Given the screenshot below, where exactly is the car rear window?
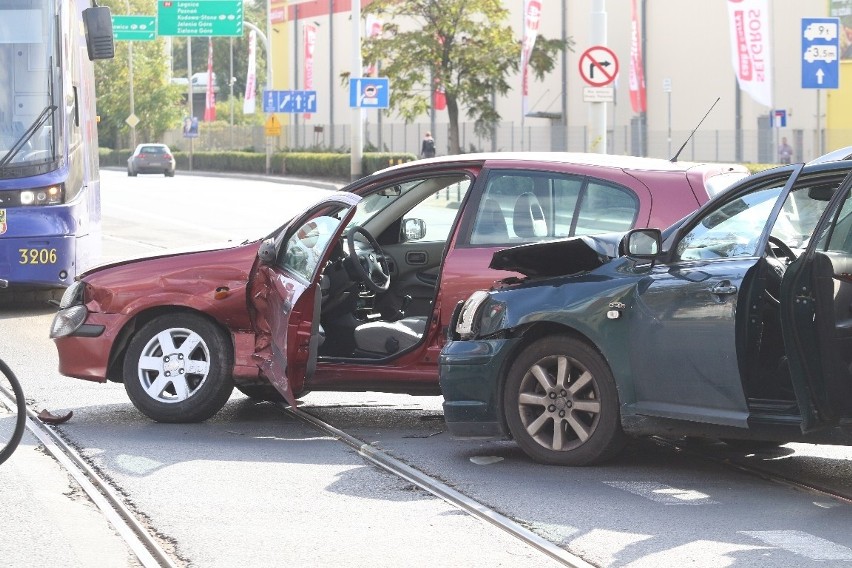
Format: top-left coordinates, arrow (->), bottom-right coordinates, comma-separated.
141,146 -> 166,154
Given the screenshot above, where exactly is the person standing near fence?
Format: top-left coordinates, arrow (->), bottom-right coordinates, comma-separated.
778,137 -> 793,164
421,132 -> 436,158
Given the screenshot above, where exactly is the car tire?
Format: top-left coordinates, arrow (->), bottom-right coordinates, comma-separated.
503,335 -> 625,466
165,171 -> 175,177
127,169 -> 136,177
123,313 -> 234,423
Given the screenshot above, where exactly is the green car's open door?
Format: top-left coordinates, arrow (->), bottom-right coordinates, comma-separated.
782,171 -> 852,432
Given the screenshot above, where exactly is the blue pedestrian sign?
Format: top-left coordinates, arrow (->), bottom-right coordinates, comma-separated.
801,18 -> 839,89
262,90 -> 317,113
349,78 -> 390,109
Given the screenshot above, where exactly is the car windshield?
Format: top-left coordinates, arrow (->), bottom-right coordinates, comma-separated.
345,179 -> 425,230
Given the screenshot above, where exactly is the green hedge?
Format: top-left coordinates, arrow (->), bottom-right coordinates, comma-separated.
100,148 -> 417,180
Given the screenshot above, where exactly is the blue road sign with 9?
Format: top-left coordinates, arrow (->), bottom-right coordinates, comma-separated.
801,17 -> 839,89
349,78 -> 389,108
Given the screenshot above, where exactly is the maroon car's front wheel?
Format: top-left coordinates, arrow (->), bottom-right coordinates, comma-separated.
123,313 -> 234,423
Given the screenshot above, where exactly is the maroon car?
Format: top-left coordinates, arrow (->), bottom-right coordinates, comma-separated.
49,153 -> 748,422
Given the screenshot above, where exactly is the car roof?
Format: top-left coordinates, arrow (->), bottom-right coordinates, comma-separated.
379,152 -> 737,175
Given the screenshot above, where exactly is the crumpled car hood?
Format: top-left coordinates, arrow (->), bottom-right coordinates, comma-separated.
489,233 -> 622,278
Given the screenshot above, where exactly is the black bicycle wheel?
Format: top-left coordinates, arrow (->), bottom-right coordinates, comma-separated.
0,358 -> 26,466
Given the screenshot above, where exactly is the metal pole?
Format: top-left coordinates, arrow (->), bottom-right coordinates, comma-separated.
125,1 -> 135,150
329,0 -> 335,149
589,0 -> 607,153
187,38 -> 193,170
229,37 -> 234,149
561,0 -> 567,151
667,90 -> 672,157
294,6 -> 300,149
350,0 -> 363,180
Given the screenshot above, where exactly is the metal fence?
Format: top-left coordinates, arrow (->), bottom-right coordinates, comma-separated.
161,121 -> 833,164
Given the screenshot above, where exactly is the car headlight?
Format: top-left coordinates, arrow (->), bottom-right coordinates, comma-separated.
59,281 -> 84,309
19,184 -> 63,206
49,305 -> 88,338
454,290 -> 507,340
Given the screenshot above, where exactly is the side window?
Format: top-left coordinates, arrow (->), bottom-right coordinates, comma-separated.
470,171 -> 637,245
282,214 -> 344,281
574,182 -> 638,235
404,179 -> 471,242
824,190 -> 852,254
677,185 -> 783,261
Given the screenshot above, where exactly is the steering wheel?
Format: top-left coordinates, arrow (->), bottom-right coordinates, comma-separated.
346,226 -> 391,293
766,236 -> 797,263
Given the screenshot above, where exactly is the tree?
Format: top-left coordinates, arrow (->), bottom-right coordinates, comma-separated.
363,0 -> 570,155
96,0 -> 184,149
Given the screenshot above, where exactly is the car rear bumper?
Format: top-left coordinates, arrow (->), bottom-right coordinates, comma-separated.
439,337 -> 518,439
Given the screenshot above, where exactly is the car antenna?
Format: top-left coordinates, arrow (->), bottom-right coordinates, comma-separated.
670,97 -> 720,163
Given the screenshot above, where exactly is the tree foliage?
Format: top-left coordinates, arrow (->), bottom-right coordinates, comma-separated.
94,0 -> 269,149
363,0 -> 571,155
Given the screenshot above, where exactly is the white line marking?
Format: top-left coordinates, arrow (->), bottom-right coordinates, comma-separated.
604,481 -> 719,505
741,530 -> 852,561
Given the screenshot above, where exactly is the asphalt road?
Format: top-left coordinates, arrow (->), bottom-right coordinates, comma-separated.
3,170 -> 852,567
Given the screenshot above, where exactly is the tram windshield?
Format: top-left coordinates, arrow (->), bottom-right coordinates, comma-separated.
0,0 -> 60,174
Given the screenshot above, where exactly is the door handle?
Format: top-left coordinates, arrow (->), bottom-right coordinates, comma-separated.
710,284 -> 738,295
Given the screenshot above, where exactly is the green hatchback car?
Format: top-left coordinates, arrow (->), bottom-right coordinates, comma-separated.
439,157 -> 852,466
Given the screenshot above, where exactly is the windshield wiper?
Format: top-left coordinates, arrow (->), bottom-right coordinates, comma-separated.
0,105 -> 57,170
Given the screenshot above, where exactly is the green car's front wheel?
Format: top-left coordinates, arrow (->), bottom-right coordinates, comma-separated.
503,335 -> 625,466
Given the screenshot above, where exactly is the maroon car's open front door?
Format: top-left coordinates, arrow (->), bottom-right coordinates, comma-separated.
782,172 -> 852,432
249,192 -> 361,406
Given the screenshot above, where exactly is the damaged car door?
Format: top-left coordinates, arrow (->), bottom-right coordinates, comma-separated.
249,192 -> 361,406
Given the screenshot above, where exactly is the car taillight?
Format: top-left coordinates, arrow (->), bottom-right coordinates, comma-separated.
163,154 -> 172,160
138,153 -> 147,158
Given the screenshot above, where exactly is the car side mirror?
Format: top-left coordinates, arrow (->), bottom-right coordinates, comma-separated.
402,218 -> 426,241
257,238 -> 277,265
83,6 -> 115,60
620,228 -> 662,259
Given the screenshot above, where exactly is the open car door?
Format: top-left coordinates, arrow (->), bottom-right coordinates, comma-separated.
781,171 -> 852,432
250,192 -> 361,406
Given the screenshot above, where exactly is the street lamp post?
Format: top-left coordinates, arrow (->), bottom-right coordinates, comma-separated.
125,1 -> 136,150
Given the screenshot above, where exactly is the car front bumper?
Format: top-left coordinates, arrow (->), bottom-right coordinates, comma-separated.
53,311 -> 128,383
438,337 -> 519,439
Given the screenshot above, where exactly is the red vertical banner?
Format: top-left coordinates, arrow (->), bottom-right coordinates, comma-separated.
628,0 -> 647,113
364,15 -> 383,76
204,38 -> 216,121
521,0 -> 542,115
303,23 -> 317,119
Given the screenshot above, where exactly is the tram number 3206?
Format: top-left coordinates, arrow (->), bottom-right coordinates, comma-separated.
19,248 -> 58,265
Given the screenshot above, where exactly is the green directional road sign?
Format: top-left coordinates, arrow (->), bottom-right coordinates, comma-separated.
157,1 -> 243,37
112,15 -> 157,41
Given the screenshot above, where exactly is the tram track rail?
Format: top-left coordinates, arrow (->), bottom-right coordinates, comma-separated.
283,404 -> 595,568
651,436 -> 852,506
17,405 -> 179,568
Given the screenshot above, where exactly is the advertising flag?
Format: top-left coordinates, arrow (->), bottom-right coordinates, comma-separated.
204,38 -> 216,122
521,0 -> 542,115
304,23 -> 317,118
364,15 -> 382,76
243,30 -> 257,114
628,0 -> 647,113
727,0 -> 772,107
